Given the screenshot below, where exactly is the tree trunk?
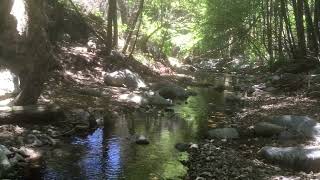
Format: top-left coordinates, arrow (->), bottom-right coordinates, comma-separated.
304,0 -> 318,53
122,0 -> 145,54
117,0 -> 128,26
292,0 -> 307,57
14,0 -> 53,105
267,0 -> 274,63
281,0 -> 295,56
112,0 -> 118,48
277,0 -> 284,59
315,0 -> 320,47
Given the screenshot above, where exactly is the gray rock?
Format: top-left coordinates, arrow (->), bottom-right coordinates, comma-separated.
253,122 -> 285,137
272,75 -> 281,81
252,83 -> 266,90
0,145 -> 12,156
207,128 -> 239,139
259,146 -> 320,172
146,94 -> 172,106
9,153 -> 24,166
278,131 -> 299,141
190,143 -> 199,149
0,145 -> 11,177
270,115 -> 320,139
158,85 -> 189,100
175,143 -> 190,152
104,69 -> 146,89
135,135 -> 150,145
265,86 -> 277,92
272,73 -> 304,90
25,134 -> 43,147
69,109 -> 96,128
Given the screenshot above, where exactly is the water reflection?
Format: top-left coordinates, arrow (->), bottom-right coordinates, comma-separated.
42,73 -> 235,179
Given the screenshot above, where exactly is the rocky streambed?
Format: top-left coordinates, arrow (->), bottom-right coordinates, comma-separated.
186,71 -> 320,179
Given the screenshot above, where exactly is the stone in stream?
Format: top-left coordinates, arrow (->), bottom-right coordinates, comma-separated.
158,86 -> 186,100
259,146 -> 320,172
146,94 -> 172,106
175,143 -> 190,152
158,84 -> 190,100
207,128 -> 239,139
69,109 -> 97,129
135,135 -> 150,145
253,122 -> 285,137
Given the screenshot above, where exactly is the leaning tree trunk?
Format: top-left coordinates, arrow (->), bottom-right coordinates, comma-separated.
122,0 -> 145,54
14,0 -> 53,105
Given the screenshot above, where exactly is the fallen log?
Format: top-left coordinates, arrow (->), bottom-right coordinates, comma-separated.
0,105 -> 65,124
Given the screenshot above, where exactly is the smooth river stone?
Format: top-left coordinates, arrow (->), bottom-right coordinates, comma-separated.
259,146 -> 320,172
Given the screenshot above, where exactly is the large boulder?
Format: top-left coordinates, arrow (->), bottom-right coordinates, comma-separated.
146,94 -> 172,106
158,85 -> 189,100
259,146 -> 320,172
104,69 -> 146,89
207,128 -> 239,139
271,73 -> 304,90
270,115 -> 320,139
253,122 -> 285,137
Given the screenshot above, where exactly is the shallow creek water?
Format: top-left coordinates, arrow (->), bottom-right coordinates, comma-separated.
40,73 -> 238,180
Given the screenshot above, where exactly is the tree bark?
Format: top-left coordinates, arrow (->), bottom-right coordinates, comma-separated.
292,0 -> 307,57
315,0 -> 320,47
117,0 -> 128,26
112,0 -> 118,48
304,0 -> 318,53
106,0 -> 117,55
14,0 -> 53,105
122,0 -> 145,54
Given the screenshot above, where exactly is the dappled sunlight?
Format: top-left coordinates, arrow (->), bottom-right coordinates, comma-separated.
261,102 -> 296,110
0,125 -> 25,138
0,69 -> 15,96
71,46 -> 90,54
172,33 -> 194,47
20,147 -> 42,160
118,93 -> 144,104
168,57 -> 182,68
0,98 -> 13,107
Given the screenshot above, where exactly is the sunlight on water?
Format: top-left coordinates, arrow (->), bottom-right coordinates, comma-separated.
0,70 -> 15,96
73,129 -> 122,179
10,0 -> 27,35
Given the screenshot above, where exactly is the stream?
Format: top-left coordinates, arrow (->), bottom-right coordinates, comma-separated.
40,73 -> 237,180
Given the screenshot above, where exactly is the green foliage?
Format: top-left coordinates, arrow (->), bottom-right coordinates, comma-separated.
139,0 -> 206,57
199,0 -> 261,57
